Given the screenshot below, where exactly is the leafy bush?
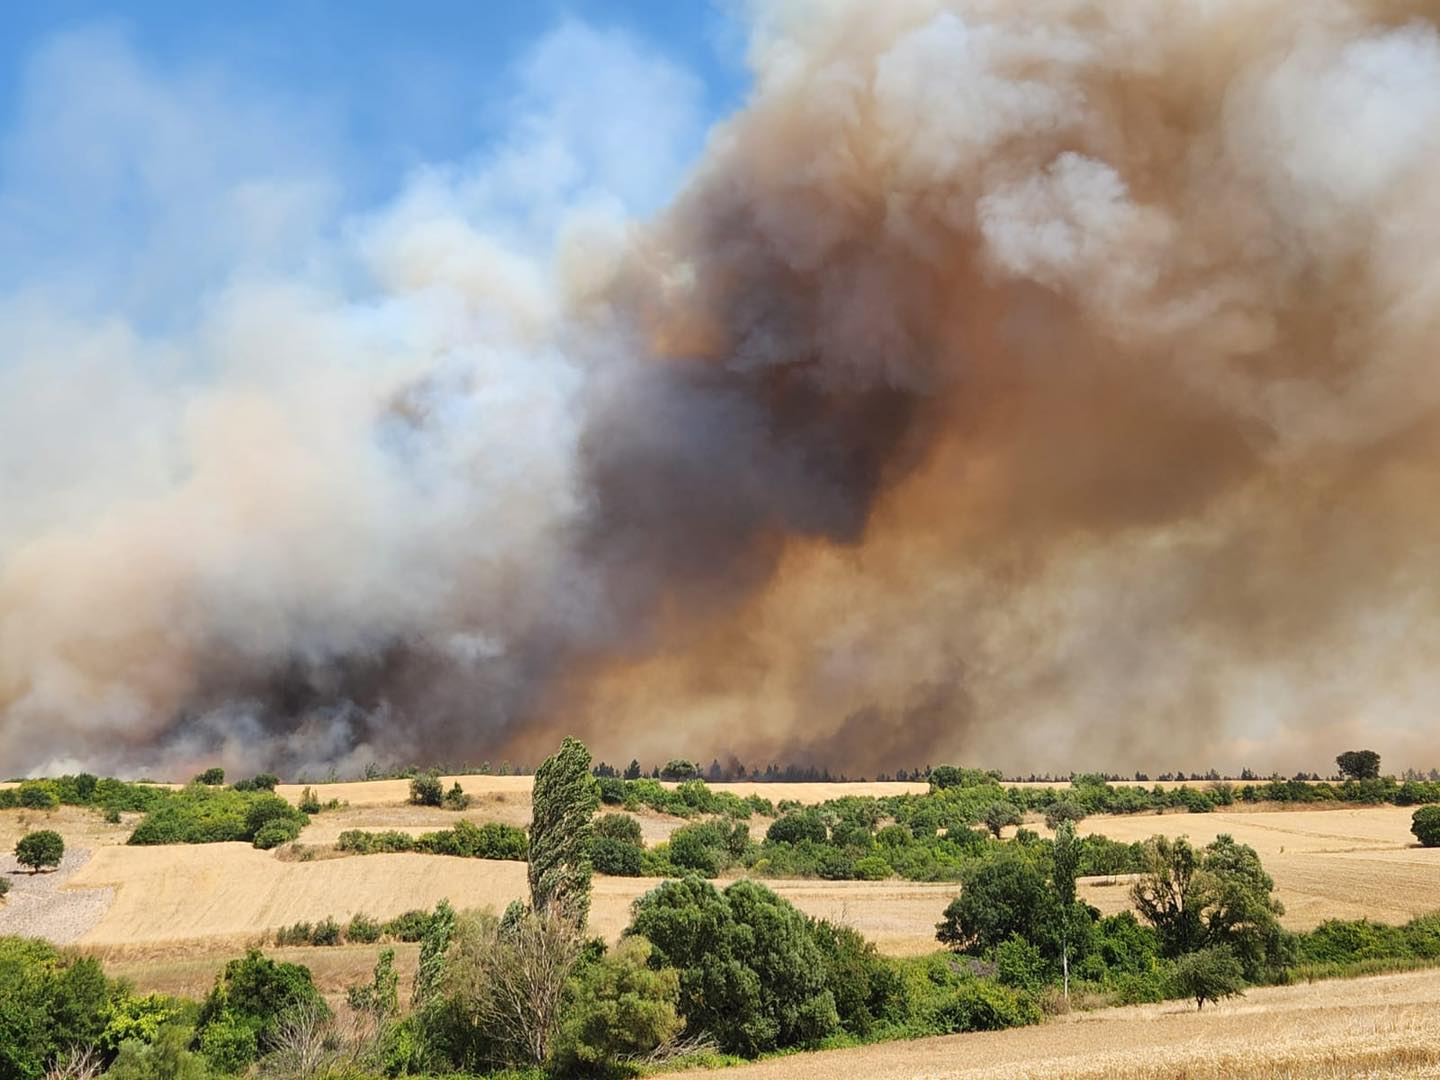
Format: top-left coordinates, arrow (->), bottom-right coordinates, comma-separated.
810,920 -> 903,1037
310,916 -> 341,946
346,912 -> 383,944
15,829 -> 64,872
0,937 -> 113,1079
409,770 -> 444,807
628,877 -> 839,1056
274,921 -> 314,947
297,786 -> 322,815
382,909 -> 433,942
194,768 -> 225,786
252,820 -> 301,850
18,783 -> 58,810
591,813 -> 646,877
766,811 -> 827,845
930,979 -> 1042,1032
109,1024 -> 212,1080
1412,805 -> 1440,847
195,948 -> 327,1068
442,782 -> 473,810
550,936 -> 683,1075
993,934 -> 1048,993
231,774 -> 279,793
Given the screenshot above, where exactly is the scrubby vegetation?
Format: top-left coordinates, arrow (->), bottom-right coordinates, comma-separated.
337,820 -> 528,860
127,786 -> 309,849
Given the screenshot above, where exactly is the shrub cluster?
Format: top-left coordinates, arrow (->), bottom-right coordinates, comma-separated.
336,819 -> 528,860
127,786 -> 309,849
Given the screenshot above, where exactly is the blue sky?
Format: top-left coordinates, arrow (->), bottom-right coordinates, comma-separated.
0,1 -> 749,314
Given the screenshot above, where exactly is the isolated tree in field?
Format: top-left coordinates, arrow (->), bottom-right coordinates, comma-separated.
982,801 -> 1023,839
15,830 -> 64,872
1412,806 -> 1440,847
1335,749 -> 1381,780
1171,945 -> 1245,1010
528,737 -> 600,923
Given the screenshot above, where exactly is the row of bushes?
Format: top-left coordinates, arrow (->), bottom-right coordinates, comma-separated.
336,820 -> 528,860
273,909 -> 438,947
596,777 -> 775,820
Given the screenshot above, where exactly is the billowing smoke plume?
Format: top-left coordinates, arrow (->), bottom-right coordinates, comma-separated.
6,0 -> 1440,776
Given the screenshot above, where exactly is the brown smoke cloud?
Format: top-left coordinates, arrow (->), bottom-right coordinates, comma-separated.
7,0 -> 1440,776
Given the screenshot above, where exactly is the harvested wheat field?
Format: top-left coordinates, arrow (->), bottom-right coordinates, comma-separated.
1062,806 -> 1440,928
726,967 -> 1440,1079
60,844 -> 958,956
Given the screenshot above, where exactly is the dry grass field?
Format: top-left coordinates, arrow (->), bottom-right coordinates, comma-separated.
59,843 -> 957,957
724,967 -> 1440,1079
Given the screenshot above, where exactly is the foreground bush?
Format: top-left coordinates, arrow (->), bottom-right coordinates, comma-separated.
628,877 -> 840,1056
550,936 -> 683,1075
195,948 -> 327,1070
0,937 -> 113,1080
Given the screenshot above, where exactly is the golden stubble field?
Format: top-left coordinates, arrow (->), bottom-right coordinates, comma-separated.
723,967 -> 1440,1079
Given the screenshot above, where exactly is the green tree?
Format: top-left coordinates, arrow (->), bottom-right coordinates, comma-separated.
1130,836 -> 1207,956
659,760 -> 699,781
1171,945 -> 1245,1009
1052,820 -> 1082,999
550,936 -> 682,1074
937,847 -> 1056,954
0,937 -> 112,1080
1336,750 -> 1381,781
15,830 -> 64,873
982,801 -> 1023,839
194,767 -> 225,786
629,877 -> 839,1056
528,737 -> 600,924
1412,806 -> 1440,847
1044,800 -> 1086,830
1130,834 -> 1286,978
623,759 -> 642,781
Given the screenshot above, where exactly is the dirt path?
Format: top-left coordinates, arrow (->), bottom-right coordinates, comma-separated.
725,968 -> 1440,1079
